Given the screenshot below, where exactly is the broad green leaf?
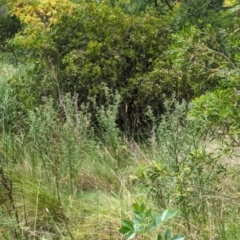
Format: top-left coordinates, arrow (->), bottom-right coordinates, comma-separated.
157,234 -> 163,240
165,229 -> 171,240
153,213 -> 161,227
140,202 -> 145,212
134,224 -> 145,233
147,222 -> 156,232
119,226 -> 132,235
161,209 -> 179,222
121,220 -> 134,231
145,208 -> 152,218
133,210 -> 143,217
132,203 -> 139,211
133,217 -> 142,225
171,234 -> 185,240
126,231 -> 136,240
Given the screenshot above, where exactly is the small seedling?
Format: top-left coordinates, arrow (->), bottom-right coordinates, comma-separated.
119,202 -> 184,240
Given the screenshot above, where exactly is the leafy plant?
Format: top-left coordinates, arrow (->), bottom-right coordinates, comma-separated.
0,52 -> 19,133
188,88 -> 240,145
119,202 -> 184,240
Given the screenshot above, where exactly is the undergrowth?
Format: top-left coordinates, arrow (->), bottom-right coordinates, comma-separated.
0,52 -> 240,239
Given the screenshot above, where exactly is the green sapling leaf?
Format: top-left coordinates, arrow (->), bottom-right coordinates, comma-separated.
171,234 -> 185,240
145,208 -> 152,218
157,234 -> 163,240
153,213 -> 161,227
140,202 -> 145,212
161,209 -> 179,222
121,220 -> 134,231
147,221 -> 157,232
119,226 -> 132,235
165,228 -> 171,240
125,231 -> 136,240
133,203 -> 139,211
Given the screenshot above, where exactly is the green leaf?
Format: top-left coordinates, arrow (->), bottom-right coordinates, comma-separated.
147,222 -> 156,232
126,231 -> 136,240
140,202 -> 145,212
132,216 -> 142,225
135,224 -> 145,233
157,234 -> 163,240
153,213 -> 161,227
133,210 -> 143,217
171,234 -> 185,240
161,209 -> 179,222
133,203 -> 139,211
121,220 -> 134,231
165,229 -> 171,240
145,208 -> 152,218
119,226 -> 132,235
133,212 -> 144,224
147,213 -> 161,232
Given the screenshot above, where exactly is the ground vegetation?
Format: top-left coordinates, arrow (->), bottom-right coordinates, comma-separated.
0,0 -> 240,239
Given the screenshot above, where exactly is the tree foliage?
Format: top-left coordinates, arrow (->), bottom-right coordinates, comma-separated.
3,0 -> 240,135
7,0 -> 174,131
8,0 -> 75,49
186,1 -> 240,143
53,3 -> 172,129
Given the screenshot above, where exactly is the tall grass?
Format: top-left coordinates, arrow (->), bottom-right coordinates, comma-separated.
0,77 -> 133,239
0,52 -> 18,134
0,52 -> 240,239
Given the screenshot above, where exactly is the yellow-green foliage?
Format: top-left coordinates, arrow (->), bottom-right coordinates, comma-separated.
8,0 -> 75,49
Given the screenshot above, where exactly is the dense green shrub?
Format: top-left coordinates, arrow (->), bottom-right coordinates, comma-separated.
50,3 -> 172,131
7,1 -> 175,133
173,0 -> 225,27
183,2 -> 240,143
169,1 -> 240,96
6,0 -> 240,136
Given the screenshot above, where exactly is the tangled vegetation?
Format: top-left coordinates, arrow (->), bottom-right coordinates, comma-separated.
0,0 -> 240,239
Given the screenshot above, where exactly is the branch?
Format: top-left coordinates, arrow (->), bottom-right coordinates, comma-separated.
202,45 -> 237,69
165,0 -> 173,10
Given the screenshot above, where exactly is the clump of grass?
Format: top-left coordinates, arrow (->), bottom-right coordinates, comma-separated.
0,86 -> 135,239
0,52 -> 18,133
